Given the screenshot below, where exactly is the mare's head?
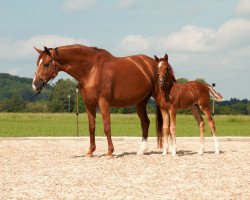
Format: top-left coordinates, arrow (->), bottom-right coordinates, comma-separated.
154,54 -> 176,86
32,46 -> 58,93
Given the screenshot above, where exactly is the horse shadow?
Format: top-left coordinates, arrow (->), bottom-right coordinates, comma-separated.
71,149 -> 225,159
71,151 -> 161,159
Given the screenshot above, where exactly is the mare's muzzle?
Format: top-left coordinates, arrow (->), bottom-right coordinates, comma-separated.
32,79 -> 45,93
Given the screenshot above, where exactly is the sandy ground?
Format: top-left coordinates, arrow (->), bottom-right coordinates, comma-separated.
0,137 -> 250,200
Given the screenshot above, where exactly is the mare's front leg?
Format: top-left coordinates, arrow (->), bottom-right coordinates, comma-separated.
85,104 -> 97,157
99,98 -> 114,157
136,101 -> 150,155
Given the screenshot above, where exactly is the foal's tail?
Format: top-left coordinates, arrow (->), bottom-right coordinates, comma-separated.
205,84 -> 223,102
156,105 -> 163,149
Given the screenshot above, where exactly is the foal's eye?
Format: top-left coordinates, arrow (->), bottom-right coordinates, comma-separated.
43,63 -> 49,67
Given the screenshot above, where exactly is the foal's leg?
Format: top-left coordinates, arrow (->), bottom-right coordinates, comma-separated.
161,109 -> 170,155
85,104 -> 97,157
203,107 -> 220,154
191,105 -> 205,155
169,109 -> 177,156
99,98 -> 114,156
136,101 -> 150,155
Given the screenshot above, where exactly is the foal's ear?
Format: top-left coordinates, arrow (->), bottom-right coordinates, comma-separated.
154,55 -> 160,62
164,53 -> 168,61
34,47 -> 43,54
44,46 -> 52,57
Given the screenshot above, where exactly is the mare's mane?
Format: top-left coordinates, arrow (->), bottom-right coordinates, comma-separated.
55,44 -> 111,55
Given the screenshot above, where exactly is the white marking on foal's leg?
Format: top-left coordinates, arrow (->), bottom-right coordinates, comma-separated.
213,135 -> 220,154
167,134 -> 173,153
198,137 -> 205,155
198,143 -> 205,155
171,137 -> 177,156
137,138 -> 147,155
162,136 -> 168,155
198,121 -> 205,155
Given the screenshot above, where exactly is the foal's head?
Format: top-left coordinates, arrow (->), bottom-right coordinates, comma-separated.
154,54 -> 176,86
32,46 -> 58,93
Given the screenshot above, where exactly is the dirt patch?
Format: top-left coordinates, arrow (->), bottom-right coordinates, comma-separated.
1,137 -> 249,199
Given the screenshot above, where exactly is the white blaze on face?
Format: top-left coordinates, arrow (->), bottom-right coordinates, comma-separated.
157,61 -> 164,68
32,58 -> 43,91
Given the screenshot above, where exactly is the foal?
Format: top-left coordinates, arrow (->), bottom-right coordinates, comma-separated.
155,54 -> 223,155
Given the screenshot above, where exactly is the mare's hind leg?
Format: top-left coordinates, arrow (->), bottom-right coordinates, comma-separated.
85,104 -> 97,157
202,107 -> 220,154
191,104 -> 205,155
136,100 -> 150,155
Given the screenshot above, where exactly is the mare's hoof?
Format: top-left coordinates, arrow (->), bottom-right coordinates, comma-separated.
85,153 -> 93,158
106,154 -> 114,159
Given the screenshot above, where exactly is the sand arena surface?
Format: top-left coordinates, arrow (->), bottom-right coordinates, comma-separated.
0,137 -> 250,200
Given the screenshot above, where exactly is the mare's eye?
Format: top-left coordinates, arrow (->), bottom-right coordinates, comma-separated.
43,63 -> 49,67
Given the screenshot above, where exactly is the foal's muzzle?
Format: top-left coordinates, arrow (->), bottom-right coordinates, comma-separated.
158,75 -> 165,86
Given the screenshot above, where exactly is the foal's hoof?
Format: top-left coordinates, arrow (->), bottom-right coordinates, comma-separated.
171,151 -> 177,156
198,149 -> 204,155
215,149 -> 220,154
137,150 -> 145,155
162,150 -> 167,155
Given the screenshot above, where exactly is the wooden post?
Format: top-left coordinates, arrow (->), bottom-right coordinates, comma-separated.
212,83 -> 216,117
76,85 -> 79,137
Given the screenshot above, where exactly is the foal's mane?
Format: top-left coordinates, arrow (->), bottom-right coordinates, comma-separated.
168,63 -> 177,83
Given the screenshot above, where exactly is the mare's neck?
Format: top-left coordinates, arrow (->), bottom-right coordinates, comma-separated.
55,46 -> 96,82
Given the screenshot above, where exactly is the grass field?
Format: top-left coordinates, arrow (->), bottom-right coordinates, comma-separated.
0,113 -> 249,137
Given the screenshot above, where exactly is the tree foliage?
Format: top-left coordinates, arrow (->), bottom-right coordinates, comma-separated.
0,73 -> 249,115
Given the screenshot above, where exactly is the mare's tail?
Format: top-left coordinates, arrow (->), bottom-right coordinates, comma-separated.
156,105 -> 163,149
205,84 -> 223,102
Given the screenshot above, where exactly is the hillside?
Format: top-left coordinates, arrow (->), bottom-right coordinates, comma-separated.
0,73 -> 52,112
0,73 -> 33,101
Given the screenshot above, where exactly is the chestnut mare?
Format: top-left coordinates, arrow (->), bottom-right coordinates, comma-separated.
155,54 -> 223,155
32,45 -> 159,157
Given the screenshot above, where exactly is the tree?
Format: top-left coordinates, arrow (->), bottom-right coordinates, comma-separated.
4,94 -> 26,112
49,79 -> 77,112
177,78 -> 188,83
194,78 -> 207,83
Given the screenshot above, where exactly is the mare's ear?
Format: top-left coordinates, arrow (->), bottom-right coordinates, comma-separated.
154,55 -> 159,62
44,46 -> 52,57
34,47 -> 43,54
164,53 -> 168,62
